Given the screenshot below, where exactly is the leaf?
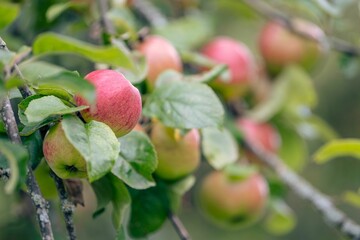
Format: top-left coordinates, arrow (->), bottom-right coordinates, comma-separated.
91,173 -> 130,229
46,2 -> 81,21
128,182 -> 170,238
264,198 -> 297,235
112,131 -> 157,189
184,64 -> 228,83
201,127 -> 238,169
32,33 -> 134,68
168,175 -> 195,211
62,115 -> 120,182
23,95 -> 88,123
248,65 -> 317,121
22,132 -> 43,169
313,139 -> 360,164
19,61 -> 66,80
155,13 -> 213,50
143,81 -> 224,129
343,191 -> 360,208
0,3 -> 19,29
0,139 -> 28,193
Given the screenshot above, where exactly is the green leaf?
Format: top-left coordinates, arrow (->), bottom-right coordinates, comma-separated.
248,65 -> 317,121
19,61 -> 66,80
343,191 -> 360,208
112,131 -> 157,189
264,198 -> 296,235
223,164 -> 258,181
62,115 -> 120,182
33,33 -> 134,68
201,127 -> 238,169
0,3 -> 19,29
184,64 -> 228,83
313,139 -> 360,164
0,139 -> 28,193
168,175 -> 195,211
91,173 -> 130,229
22,132 -> 43,169
144,81 -> 224,129
23,95 -> 88,123
128,182 -> 170,238
46,2 -> 81,21
155,13 -> 213,50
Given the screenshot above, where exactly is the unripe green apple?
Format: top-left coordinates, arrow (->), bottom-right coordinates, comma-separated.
201,37 -> 256,100
198,170 -> 268,228
151,122 -> 200,180
236,118 -> 281,154
43,122 -> 87,179
75,69 -> 142,137
259,20 -> 325,74
137,35 -> 183,90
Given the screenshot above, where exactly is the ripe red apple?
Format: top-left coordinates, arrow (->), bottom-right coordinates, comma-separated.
75,69 -> 142,137
151,122 -> 200,180
137,35 -> 183,90
198,170 -> 268,228
259,20 -> 325,74
43,122 -> 87,179
201,37 -> 256,100
236,118 -> 281,154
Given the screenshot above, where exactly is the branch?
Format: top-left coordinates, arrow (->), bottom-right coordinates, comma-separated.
243,141 -> 360,240
243,0 -> 360,56
132,0 -> 167,28
0,97 -> 54,240
96,0 -> 115,36
50,171 -> 76,240
168,212 -> 191,240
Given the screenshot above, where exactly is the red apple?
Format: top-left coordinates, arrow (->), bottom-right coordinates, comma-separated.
151,122 -> 200,180
75,69 -> 142,137
236,118 -> 281,154
137,35 -> 183,90
198,170 -> 268,228
259,20 -> 325,74
201,37 -> 256,100
43,122 -> 87,179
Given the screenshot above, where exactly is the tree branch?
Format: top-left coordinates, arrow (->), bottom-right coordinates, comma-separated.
168,212 -> 191,240
243,141 -> 360,240
243,0 -> 360,56
132,0 -> 167,28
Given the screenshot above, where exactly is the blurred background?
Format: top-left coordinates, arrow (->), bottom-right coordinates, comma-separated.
1,0 -> 360,239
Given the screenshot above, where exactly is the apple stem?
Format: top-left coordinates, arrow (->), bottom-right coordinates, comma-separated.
50,171 -> 77,240
243,0 -> 360,57
243,140 -> 360,239
168,212 -> 191,240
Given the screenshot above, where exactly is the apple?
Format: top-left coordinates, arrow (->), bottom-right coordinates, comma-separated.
198,170 -> 268,228
201,37 -> 256,100
151,122 -> 200,180
75,69 -> 142,137
236,118 -> 281,154
43,121 -> 87,179
259,20 -> 325,74
137,35 -> 183,90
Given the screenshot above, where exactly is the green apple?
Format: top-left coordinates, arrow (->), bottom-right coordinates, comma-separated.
43,122 -> 87,179
198,170 -> 268,228
151,122 -> 200,180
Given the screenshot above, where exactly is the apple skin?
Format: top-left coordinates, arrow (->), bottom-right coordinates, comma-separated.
259,20 -> 325,74
75,69 -> 142,137
201,37 -> 256,100
236,118 -> 281,154
137,35 -> 183,90
198,171 -> 268,228
151,122 -> 200,180
43,122 -> 87,179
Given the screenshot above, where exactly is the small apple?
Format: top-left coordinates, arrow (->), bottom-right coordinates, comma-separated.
236,118 -> 281,154
137,35 -> 183,90
43,121 -> 87,179
198,170 -> 268,228
75,69 -> 142,137
259,20 -> 325,74
151,122 -> 200,180
201,37 -> 256,100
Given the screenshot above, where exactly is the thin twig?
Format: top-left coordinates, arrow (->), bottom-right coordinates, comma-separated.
50,171 -> 76,240
243,0 -> 360,56
243,141 -> 360,240
132,0 -> 168,28
168,212 -> 191,240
